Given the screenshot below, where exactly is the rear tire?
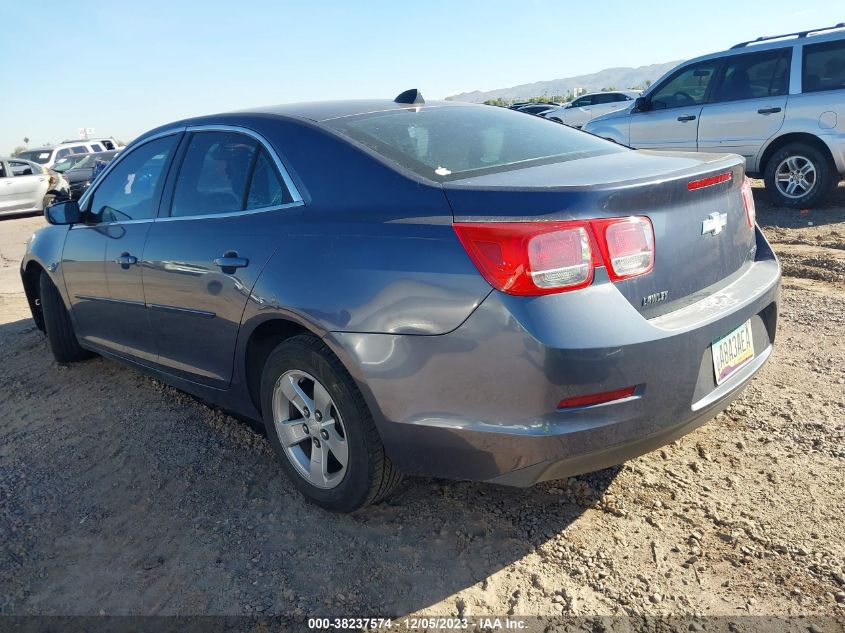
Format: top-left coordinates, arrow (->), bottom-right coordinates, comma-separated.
764,143 -> 836,208
260,334 -> 402,512
39,272 -> 93,364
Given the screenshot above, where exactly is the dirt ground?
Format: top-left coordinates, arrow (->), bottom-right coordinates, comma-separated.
0,182 -> 843,624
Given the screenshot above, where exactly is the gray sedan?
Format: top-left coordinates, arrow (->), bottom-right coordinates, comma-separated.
22,92 -> 780,512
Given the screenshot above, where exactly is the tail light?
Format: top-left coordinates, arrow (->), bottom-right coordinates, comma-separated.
453,216 -> 654,296
740,176 -> 756,228
590,217 -> 654,281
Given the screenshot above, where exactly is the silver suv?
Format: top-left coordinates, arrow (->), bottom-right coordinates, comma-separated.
585,24 -> 845,207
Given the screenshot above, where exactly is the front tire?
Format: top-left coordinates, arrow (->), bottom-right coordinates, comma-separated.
260,334 -> 402,512
764,143 -> 837,208
39,272 -> 93,364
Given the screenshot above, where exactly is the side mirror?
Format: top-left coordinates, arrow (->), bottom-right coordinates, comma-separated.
45,200 -> 81,225
633,96 -> 650,113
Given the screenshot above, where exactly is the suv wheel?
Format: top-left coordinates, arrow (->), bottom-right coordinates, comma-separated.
260,334 -> 402,512
764,143 -> 836,208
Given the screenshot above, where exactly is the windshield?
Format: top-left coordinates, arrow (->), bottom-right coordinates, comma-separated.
325,105 -> 624,181
16,150 -> 53,165
52,155 -> 92,172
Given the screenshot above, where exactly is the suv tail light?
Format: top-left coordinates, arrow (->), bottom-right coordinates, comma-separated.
740,176 -> 756,228
454,216 -> 654,296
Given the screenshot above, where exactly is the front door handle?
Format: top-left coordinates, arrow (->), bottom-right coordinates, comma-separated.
757,107 -> 782,115
213,251 -> 249,274
677,115 -> 697,122
115,252 -> 138,269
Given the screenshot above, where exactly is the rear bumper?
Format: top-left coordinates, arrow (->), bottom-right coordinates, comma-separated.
327,228 -> 780,485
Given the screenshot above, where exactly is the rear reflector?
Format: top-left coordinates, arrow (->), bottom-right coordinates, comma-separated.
558,386 -> 637,409
688,172 -> 733,190
454,217 -> 654,296
740,176 -> 756,228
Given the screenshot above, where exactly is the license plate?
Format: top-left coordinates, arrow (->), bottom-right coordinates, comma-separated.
712,319 -> 755,385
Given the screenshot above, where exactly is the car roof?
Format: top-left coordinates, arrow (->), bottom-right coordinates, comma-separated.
233,99 -> 474,122
684,25 -> 845,65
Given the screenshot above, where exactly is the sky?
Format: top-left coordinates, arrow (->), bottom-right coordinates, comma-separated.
0,0 -> 840,153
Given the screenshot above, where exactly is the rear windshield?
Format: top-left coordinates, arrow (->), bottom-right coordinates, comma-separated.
325,105 -> 624,181
16,150 -> 53,164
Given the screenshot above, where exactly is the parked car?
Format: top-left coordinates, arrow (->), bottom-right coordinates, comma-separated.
22,91 -> 780,512
16,138 -> 122,169
52,151 -> 120,199
585,24 -> 845,207
0,157 -> 54,216
515,103 -> 557,116
543,91 -> 642,128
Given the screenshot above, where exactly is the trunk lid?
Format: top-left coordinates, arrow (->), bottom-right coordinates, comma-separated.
443,150 -> 755,318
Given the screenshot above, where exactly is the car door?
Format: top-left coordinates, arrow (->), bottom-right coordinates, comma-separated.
698,48 -> 791,165
562,95 -> 594,128
142,127 -> 301,388
630,59 -> 721,151
62,133 -> 181,360
5,160 -> 48,212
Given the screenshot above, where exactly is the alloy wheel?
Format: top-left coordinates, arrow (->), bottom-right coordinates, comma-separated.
271,370 -> 348,489
774,155 -> 817,199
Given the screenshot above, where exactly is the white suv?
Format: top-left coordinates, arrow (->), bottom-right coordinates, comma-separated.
16,138 -> 122,170
584,24 -> 845,207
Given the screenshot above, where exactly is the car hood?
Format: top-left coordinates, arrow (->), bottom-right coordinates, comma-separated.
65,167 -> 94,184
586,104 -> 634,126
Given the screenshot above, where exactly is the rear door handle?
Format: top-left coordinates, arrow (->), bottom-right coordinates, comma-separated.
115,252 -> 138,269
757,107 -> 782,115
213,251 -> 249,274
677,115 -> 697,122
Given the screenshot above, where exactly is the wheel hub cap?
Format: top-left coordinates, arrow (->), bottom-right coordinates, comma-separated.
775,155 -> 817,199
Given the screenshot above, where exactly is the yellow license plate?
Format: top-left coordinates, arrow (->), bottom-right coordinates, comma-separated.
712,319 -> 755,385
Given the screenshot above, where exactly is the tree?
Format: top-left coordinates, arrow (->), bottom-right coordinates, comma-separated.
11,145 -> 26,157
23,137 -> 29,145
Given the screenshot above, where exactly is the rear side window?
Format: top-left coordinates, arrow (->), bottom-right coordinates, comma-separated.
90,143 -> 103,152
0,163 -> 6,177
88,135 -> 178,222
246,150 -> 293,209
70,146 -> 87,154
650,61 -> 719,109
9,160 -> 35,176
715,49 -> 791,102
803,40 -> 845,93
326,105 -> 622,181
571,96 -> 593,107
170,131 -> 258,217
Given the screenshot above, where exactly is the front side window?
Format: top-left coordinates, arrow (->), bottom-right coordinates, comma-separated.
571,96 -> 592,107
55,148 -> 72,160
171,131 -> 258,217
803,40 -> 845,93
650,61 -> 719,109
326,105 -> 622,181
91,143 -> 103,152
88,135 -> 177,222
715,49 -> 791,102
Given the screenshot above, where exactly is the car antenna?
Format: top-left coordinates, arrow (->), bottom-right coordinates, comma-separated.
394,89 -> 425,105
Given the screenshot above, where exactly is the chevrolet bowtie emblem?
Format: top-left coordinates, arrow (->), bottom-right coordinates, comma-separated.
702,212 -> 728,236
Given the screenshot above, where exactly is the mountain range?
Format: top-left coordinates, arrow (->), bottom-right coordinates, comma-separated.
446,61 -> 683,103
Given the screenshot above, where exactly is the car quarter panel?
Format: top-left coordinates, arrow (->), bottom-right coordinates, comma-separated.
325,228 -> 780,483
